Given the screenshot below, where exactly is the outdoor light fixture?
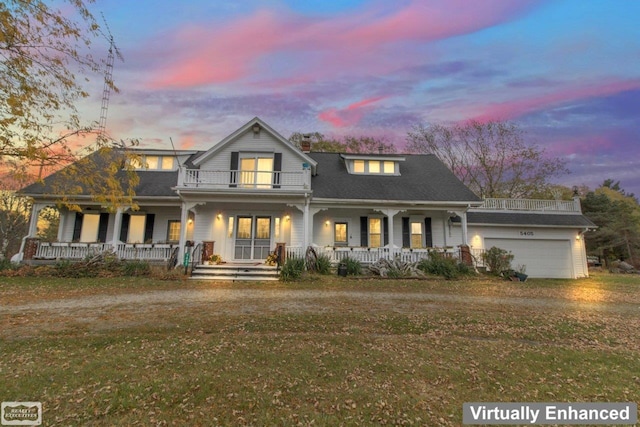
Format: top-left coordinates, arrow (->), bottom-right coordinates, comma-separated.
284,215 -> 290,221
325,220 -> 330,227
217,213 -> 222,220
187,218 -> 193,225
252,123 -> 261,134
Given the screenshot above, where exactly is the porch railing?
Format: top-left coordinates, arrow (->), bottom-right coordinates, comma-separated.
285,246 -> 459,265
179,168 -> 311,190
34,242 -> 179,261
478,198 -> 580,212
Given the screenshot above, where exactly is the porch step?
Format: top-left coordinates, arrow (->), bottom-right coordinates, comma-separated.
190,263 -> 280,281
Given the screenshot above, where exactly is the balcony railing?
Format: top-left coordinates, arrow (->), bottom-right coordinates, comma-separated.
179,168 -> 311,191
478,198 -> 581,213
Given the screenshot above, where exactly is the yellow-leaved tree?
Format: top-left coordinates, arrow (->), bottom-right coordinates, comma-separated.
0,0 -> 138,209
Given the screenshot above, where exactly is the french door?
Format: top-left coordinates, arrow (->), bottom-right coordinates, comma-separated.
234,216 -> 272,260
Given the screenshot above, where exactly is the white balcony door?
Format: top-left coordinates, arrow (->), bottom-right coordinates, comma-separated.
239,156 -> 273,188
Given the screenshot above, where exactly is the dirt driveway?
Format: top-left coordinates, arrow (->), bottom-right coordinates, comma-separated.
2,285 -> 638,338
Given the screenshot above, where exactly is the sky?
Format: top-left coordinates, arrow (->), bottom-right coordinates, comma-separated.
81,0 -> 640,196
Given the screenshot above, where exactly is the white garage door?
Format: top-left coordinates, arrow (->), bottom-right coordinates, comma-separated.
484,238 -> 573,279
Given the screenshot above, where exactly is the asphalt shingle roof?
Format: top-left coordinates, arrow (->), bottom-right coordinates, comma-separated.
308,152 -> 481,202
466,211 -> 597,227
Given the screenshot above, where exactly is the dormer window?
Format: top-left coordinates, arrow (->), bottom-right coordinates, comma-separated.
343,154 -> 405,175
130,154 -> 176,171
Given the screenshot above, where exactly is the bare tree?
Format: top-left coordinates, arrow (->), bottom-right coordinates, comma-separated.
407,120 -> 569,198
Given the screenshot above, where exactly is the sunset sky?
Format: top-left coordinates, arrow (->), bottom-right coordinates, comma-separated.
85,0 -> 640,195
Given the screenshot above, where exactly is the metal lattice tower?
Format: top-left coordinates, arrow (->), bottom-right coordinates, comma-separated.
97,36 -> 115,140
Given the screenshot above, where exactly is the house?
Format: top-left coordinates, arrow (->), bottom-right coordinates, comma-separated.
17,117 -> 595,279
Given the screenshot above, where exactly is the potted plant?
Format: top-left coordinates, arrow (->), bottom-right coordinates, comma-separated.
208,254 -> 222,265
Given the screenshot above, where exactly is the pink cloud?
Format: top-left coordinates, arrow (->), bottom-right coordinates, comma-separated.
318,96 -> 386,128
469,79 -> 640,122
146,0 -> 538,89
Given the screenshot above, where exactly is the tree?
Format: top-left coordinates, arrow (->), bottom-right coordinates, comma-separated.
0,185 -> 30,260
289,132 -> 397,154
406,120 -> 569,198
581,181 -> 640,265
1,0 -> 137,208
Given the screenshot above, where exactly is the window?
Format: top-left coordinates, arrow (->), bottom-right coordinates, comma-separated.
128,215 -> 146,243
334,222 -> 348,246
161,157 -> 174,170
145,156 -> 159,169
256,217 -> 271,239
130,155 -> 175,170
275,217 -> 280,240
79,213 -> 100,242
350,159 -> 397,175
383,161 -> 395,174
411,222 -> 422,248
369,218 -> 381,248
237,217 -> 252,239
167,221 -> 181,242
228,216 -> 235,238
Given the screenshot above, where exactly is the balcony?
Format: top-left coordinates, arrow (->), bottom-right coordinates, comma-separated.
178,168 -> 311,191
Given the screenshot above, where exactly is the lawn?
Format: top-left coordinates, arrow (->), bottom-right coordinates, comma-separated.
1,273 -> 639,426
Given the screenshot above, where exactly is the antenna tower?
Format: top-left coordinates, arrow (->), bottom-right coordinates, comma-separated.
97,13 -> 122,142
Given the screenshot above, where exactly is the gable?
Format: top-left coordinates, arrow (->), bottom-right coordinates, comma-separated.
192,117 -> 317,174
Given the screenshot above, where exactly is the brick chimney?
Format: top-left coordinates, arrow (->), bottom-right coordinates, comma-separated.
301,134 -> 312,153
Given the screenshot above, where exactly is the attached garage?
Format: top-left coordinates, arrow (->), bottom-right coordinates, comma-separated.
465,210 -> 596,279
484,238 -> 573,279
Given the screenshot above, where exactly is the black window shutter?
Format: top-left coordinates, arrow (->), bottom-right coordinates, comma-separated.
120,214 -> 130,242
144,214 -> 155,243
383,217 -> 389,246
97,213 -> 109,243
360,217 -> 368,247
424,217 -> 433,248
402,217 -> 410,248
229,152 -> 239,188
273,152 -> 282,188
72,213 -> 84,242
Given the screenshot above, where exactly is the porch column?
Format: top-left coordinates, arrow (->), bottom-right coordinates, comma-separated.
110,207 -> 125,251
303,197 -> 310,249
460,211 -> 469,246
384,209 -> 400,250
178,202 -> 190,260
27,203 -> 46,237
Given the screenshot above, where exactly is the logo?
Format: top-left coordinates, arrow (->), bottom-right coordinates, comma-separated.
1,402 -> 42,426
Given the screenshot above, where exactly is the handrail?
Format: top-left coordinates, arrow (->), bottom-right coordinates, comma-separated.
189,243 -> 202,276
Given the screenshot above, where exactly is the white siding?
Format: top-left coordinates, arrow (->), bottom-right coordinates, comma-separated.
198,131 -> 306,173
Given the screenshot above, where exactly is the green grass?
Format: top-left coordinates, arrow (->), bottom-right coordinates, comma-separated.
1,272 -> 639,426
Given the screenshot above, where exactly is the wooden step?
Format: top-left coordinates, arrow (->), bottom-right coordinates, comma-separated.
190,263 -> 280,281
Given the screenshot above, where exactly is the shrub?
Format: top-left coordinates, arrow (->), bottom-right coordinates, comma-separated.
481,246 -> 514,276
341,256 -> 362,276
417,251 -> 474,280
314,254 -> 333,275
280,257 -> 305,281
121,260 -> 151,277
0,258 -> 18,271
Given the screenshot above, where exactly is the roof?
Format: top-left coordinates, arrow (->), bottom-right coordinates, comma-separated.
308,152 -> 482,203
20,149 -> 180,199
465,211 -> 597,228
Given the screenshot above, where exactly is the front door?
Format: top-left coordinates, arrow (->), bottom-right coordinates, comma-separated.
235,216 -> 272,260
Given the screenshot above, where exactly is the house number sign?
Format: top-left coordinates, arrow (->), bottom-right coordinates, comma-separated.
519,231 -> 535,236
